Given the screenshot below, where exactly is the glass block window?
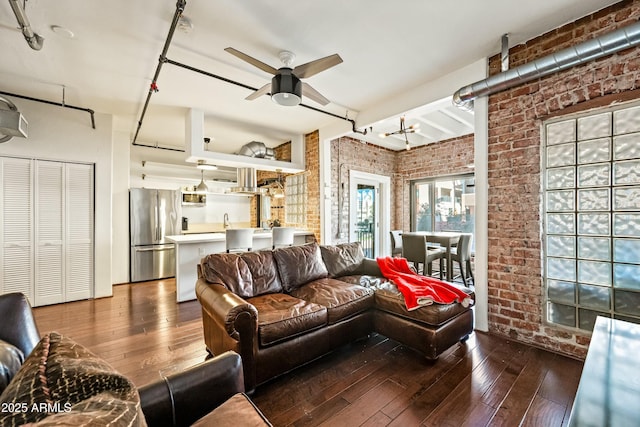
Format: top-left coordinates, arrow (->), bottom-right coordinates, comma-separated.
544,102 -> 640,332
285,173 -> 307,228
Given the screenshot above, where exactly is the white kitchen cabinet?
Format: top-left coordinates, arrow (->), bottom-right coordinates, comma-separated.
1,157 -> 94,306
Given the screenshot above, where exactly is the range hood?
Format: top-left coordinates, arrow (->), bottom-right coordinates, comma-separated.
229,167 -> 264,194
227,141 -> 275,194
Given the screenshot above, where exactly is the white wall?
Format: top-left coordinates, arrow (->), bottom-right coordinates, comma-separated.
0,97 -> 114,298
112,126 -> 131,284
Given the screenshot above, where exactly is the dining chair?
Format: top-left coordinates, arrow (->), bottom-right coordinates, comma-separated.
390,230 -> 403,257
225,228 -> 254,253
401,234 -> 445,278
451,233 -> 474,286
272,227 -> 296,249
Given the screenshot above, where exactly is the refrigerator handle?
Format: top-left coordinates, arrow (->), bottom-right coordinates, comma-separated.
155,194 -> 159,242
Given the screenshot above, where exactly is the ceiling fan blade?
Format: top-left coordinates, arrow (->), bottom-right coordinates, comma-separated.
301,82 -> 330,106
293,54 -> 343,79
246,83 -> 272,100
225,47 -> 278,75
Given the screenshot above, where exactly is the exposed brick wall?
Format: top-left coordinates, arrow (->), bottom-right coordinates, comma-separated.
486,0 -> 640,358
329,136 -> 397,243
305,130 -> 321,241
328,134 -> 474,244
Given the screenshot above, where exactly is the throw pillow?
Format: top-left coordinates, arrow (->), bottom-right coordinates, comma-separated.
201,253 -> 254,298
0,332 -> 146,427
0,339 -> 24,395
241,251 -> 283,296
273,242 -> 329,292
320,242 -> 365,277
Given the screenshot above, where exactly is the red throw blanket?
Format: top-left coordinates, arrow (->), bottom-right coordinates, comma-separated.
376,256 -> 472,311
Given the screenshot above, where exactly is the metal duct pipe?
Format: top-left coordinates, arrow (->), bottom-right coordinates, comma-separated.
237,141 -> 275,159
453,20 -> 640,110
8,0 -> 44,50
131,0 -> 186,144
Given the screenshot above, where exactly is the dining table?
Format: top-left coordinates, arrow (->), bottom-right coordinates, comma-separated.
402,231 -> 461,281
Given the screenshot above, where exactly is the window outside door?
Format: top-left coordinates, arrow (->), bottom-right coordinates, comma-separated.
349,170 -> 390,257
355,184 -> 376,257
411,174 -> 475,247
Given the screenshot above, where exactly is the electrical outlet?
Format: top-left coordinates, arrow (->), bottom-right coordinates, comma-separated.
198,247 -> 205,256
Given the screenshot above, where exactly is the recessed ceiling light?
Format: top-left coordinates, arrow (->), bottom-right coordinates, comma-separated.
177,15 -> 193,34
50,25 -> 74,39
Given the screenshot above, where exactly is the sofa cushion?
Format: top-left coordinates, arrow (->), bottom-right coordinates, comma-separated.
273,243 -> 328,292
374,282 -> 475,326
319,242 -> 365,278
0,339 -> 24,395
192,393 -> 271,427
240,251 -> 283,295
0,332 -> 145,427
202,253 -> 254,298
290,278 -> 375,324
247,293 -> 327,346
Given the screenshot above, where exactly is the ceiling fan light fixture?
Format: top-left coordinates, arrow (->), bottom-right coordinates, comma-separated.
271,70 -> 302,106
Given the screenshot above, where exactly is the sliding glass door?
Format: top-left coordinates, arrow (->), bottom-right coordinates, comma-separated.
411,174 -> 475,236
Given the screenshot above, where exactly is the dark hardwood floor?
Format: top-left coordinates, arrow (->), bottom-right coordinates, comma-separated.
32,279 -> 584,426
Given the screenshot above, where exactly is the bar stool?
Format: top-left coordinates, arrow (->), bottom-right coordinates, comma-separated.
225,228 -> 254,253
451,233 -> 474,286
272,227 -> 296,249
401,234 -> 445,278
390,230 -> 403,257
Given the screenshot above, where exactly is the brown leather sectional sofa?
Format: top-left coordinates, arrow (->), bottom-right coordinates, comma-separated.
196,242 -> 474,392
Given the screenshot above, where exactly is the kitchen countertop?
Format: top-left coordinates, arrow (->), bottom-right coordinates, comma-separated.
167,229 -> 312,244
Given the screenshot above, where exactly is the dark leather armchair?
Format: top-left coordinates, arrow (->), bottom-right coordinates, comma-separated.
0,293 -> 40,392
0,292 -> 41,359
0,293 -> 271,426
140,351 -> 270,427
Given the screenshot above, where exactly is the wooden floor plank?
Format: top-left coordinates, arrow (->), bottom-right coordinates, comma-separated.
31,280 -> 584,427
521,395 -> 568,427
487,347 -> 552,426
319,379 -> 406,427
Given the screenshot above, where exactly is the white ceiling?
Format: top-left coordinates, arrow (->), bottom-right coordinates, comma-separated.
0,0 -> 622,155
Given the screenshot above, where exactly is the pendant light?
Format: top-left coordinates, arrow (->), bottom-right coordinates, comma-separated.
378,116 -> 419,151
196,169 -> 208,193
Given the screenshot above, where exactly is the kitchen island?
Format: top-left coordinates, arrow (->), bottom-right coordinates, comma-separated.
166,230 -> 314,302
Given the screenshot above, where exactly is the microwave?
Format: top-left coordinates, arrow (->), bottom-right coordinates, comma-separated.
182,191 -> 206,206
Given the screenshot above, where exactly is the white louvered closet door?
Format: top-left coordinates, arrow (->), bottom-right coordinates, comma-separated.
1,157 -> 34,300
64,163 -> 93,302
2,157 -> 94,306
35,161 -> 65,305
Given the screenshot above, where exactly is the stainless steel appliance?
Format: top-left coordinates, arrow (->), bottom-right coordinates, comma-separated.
130,188 -> 180,282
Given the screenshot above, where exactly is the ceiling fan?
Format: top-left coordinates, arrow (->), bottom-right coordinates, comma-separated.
379,116 -> 420,150
225,47 -> 342,106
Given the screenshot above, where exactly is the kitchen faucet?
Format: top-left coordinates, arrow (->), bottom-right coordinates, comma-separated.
223,213 -> 230,229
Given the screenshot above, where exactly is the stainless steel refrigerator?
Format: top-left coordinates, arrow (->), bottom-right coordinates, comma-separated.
130,188 -> 180,282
